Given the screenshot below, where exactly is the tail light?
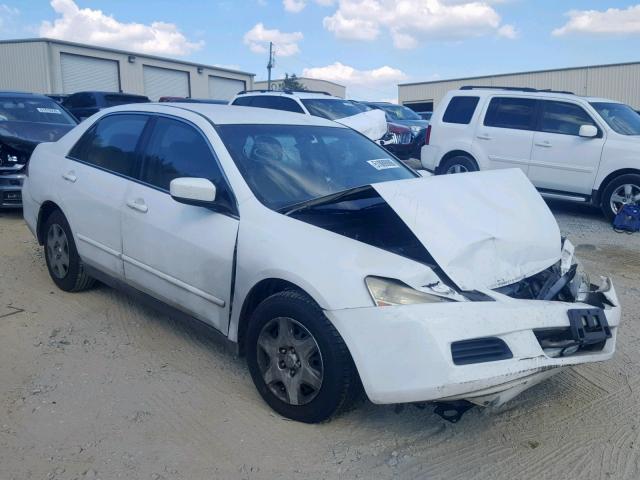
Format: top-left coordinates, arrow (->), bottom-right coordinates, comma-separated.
387,123 -> 405,134
425,124 -> 432,145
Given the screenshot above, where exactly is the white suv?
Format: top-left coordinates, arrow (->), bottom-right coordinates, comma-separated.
422,87 -> 640,220
22,103 -> 620,423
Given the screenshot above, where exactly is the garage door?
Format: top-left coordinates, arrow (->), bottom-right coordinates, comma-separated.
60,53 -> 120,93
209,76 -> 246,101
143,65 -> 190,101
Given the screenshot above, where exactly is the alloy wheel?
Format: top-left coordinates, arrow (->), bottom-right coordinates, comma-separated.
256,316 -> 323,406
610,183 -> 640,215
46,223 -> 70,279
446,164 -> 469,174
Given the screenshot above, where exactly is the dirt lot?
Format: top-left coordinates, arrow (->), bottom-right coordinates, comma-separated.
1,203 -> 639,480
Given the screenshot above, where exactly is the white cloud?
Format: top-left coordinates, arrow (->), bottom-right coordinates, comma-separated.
243,23 -> 303,56
303,62 -> 407,87
283,0 -> 306,12
553,5 -> 640,36
39,0 -> 202,56
322,0 -> 517,48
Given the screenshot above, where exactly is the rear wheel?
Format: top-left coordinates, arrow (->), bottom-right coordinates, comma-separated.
246,290 -> 359,423
439,155 -> 478,175
44,210 -> 95,292
600,173 -> 640,222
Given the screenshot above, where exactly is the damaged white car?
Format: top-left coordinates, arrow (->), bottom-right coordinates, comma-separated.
22,104 -> 620,424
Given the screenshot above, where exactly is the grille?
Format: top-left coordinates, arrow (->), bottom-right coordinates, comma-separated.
451,337 -> 513,365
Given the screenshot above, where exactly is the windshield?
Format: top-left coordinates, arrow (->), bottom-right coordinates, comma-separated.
0,97 -> 76,125
590,102 -> 640,135
377,104 -> 422,121
217,124 -> 416,211
104,95 -> 149,107
301,99 -> 370,120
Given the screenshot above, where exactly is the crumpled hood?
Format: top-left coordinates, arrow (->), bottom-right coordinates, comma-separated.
336,109 -> 387,141
372,169 -> 562,291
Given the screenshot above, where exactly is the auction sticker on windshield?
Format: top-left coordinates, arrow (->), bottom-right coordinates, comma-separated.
36,108 -> 62,114
367,158 -> 399,170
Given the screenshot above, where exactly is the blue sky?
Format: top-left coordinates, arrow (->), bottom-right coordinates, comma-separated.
1,0 -> 639,100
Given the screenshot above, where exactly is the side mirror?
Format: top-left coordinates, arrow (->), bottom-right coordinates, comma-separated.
170,177 -> 216,207
578,125 -> 598,138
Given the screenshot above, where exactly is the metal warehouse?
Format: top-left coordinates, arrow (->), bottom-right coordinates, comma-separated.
0,38 -> 254,101
399,61 -> 640,112
254,77 -> 346,98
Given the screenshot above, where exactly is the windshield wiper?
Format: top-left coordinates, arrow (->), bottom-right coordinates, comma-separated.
278,185 -> 375,216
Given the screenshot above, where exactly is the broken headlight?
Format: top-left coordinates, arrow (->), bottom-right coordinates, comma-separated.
570,259 -> 591,302
365,276 -> 455,307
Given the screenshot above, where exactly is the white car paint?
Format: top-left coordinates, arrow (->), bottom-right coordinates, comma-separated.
23,103 -> 620,413
422,88 -> 640,203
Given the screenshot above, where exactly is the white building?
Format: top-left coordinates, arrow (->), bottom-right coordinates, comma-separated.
0,38 -> 254,101
253,77 -> 346,98
399,61 -> 640,112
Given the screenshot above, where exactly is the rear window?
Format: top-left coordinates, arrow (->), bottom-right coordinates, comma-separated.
104,95 -> 149,107
301,99 -> 369,120
0,97 -> 77,125
442,96 -> 479,124
484,97 -> 537,130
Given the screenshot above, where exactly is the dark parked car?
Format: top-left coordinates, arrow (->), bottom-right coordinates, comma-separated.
361,101 -> 429,158
62,91 -> 150,121
159,96 -> 228,104
417,111 -> 433,121
0,91 -> 78,207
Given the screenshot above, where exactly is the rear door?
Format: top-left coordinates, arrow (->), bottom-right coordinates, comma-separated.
63,113 -> 150,278
528,100 -> 605,195
121,114 -> 239,333
474,96 -> 538,174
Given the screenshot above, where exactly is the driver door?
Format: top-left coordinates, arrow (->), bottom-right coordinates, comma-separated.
121,115 -> 239,333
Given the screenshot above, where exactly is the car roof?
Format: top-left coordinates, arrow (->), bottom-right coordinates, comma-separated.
0,90 -> 54,99
235,90 -> 342,100
104,102 -> 348,127
69,91 -> 148,97
452,87 -> 621,104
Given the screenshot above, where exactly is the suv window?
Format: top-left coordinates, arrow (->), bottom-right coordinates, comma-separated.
484,97 -> 537,130
301,99 -> 368,120
245,96 -> 305,113
442,96 -> 479,124
141,117 -> 226,192
232,96 -> 254,107
539,101 -> 597,136
64,93 -> 94,109
69,114 -> 148,176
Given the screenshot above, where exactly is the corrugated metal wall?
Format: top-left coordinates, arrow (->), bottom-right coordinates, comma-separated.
0,39 -> 254,98
0,42 -> 51,93
399,63 -> 640,109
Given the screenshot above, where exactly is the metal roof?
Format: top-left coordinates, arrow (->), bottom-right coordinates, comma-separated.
399,60 -> 640,87
0,37 -> 255,77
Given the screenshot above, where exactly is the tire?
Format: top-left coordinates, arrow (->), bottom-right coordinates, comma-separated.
43,209 -> 95,292
438,155 -> 478,175
246,290 -> 359,423
600,173 -> 640,222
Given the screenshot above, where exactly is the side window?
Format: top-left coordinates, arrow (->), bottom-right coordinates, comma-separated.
249,96 -> 304,113
69,114 -> 148,177
231,96 -> 254,107
442,96 -> 479,124
141,117 -> 226,192
484,97 -> 537,131
539,101 -> 597,136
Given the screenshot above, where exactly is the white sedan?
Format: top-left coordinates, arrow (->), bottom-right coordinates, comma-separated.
22,103 -> 620,423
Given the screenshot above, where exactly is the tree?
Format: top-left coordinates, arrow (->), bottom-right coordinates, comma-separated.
282,73 -> 307,91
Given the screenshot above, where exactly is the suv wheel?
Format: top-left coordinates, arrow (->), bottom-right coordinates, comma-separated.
600,173 -> 640,222
44,210 -> 95,292
246,290 -> 359,423
439,155 -> 478,175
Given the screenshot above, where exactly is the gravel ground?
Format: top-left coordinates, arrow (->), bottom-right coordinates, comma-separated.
1,202 -> 639,480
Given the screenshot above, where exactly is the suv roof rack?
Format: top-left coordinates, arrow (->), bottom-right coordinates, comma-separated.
460,85 -> 575,95
237,89 -> 333,96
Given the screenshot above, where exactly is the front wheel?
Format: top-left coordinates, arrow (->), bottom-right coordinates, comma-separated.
246,290 -> 359,423
438,155 -> 478,175
600,173 -> 640,222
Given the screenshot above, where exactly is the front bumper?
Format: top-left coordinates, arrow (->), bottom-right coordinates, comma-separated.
420,144 -> 440,171
383,142 -> 414,160
326,283 -> 620,406
0,172 -> 24,208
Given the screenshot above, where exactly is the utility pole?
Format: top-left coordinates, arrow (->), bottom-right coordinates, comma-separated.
267,42 -> 275,91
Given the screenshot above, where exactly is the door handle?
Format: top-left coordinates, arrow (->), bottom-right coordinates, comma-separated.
535,141 -> 552,148
126,198 -> 148,213
62,171 -> 77,183
476,134 -> 492,140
